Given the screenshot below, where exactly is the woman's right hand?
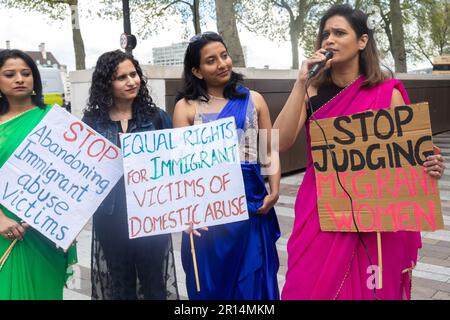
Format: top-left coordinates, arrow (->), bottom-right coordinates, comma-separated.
184,222 -> 208,238
0,209 -> 29,241
298,48 -> 334,83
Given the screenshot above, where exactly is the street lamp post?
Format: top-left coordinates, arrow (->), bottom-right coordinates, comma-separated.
122,0 -> 136,54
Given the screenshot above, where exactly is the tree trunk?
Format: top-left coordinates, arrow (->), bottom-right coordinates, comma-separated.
383,24 -> 394,56
70,0 -> 86,70
275,0 -> 304,69
215,0 -> 246,67
390,0 -> 407,72
289,21 -> 300,69
193,0 -> 201,34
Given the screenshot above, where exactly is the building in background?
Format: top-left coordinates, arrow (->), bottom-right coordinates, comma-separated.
152,42 -> 189,66
152,42 -> 248,66
26,42 -> 62,69
27,42 -> 70,107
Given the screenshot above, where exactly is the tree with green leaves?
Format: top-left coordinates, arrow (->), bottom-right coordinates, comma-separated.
1,0 -> 86,70
411,0 -> 449,65
367,0 -> 408,72
237,0 -> 340,69
100,0 -> 247,67
99,0 -> 203,40
359,0 -> 449,72
389,0 -> 407,72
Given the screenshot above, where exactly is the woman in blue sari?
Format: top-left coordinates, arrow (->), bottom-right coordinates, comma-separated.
173,31 -> 281,300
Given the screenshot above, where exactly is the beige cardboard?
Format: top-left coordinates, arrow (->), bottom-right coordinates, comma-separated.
310,102 -> 444,232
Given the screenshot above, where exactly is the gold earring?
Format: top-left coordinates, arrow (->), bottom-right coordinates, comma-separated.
31,90 -> 36,96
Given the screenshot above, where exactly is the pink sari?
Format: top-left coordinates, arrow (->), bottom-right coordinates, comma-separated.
281,76 -> 422,300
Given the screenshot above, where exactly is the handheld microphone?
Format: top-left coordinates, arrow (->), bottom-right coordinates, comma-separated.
307,50 -> 333,79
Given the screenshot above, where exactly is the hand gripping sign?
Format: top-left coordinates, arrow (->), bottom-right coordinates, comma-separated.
0,105 -> 123,250
310,103 -> 444,232
121,117 -> 249,239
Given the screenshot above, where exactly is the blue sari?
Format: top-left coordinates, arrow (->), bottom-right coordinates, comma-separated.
181,87 -> 280,300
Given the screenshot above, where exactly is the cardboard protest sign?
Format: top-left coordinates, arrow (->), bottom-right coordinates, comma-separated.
0,105 -> 123,249
121,117 -> 249,238
310,102 -> 443,232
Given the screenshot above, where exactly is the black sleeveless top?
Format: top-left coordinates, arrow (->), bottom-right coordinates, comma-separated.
115,119 -> 135,133
306,82 -> 345,121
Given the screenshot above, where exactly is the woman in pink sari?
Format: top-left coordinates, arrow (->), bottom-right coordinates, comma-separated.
274,4 -> 446,300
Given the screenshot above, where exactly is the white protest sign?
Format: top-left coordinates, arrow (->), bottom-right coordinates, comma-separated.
0,105 -> 123,250
121,117 -> 249,238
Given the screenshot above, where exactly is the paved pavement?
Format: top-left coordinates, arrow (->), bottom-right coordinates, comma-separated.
64,131 -> 450,300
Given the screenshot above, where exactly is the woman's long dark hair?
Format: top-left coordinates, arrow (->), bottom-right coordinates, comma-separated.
84,50 -> 158,121
0,49 -> 45,115
176,31 -> 246,103
312,4 -> 392,88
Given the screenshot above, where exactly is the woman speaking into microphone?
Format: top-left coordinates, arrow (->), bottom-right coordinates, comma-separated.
274,4 -> 445,300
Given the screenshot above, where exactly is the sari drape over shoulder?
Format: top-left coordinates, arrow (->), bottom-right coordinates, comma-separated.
0,106 -> 77,300
181,86 -> 280,300
281,77 -> 421,300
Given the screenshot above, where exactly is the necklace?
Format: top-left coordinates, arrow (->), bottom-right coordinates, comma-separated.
208,94 -> 227,100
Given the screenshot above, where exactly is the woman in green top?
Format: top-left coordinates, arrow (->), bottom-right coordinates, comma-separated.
0,49 -> 77,300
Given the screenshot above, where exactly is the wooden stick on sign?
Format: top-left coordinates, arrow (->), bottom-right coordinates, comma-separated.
377,232 -> 383,289
0,239 -> 18,271
190,232 -> 201,292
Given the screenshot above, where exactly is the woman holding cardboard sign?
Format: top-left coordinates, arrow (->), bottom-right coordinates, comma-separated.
274,4 -> 445,300
83,50 -> 178,300
173,31 -> 281,300
0,49 -> 77,299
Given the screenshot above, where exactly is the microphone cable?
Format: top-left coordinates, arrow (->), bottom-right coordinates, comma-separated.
305,78 -> 380,300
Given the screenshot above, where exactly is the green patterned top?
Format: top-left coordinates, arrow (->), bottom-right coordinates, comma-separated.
0,106 -> 77,300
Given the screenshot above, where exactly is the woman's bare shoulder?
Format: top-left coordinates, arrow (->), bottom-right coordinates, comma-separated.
173,98 -> 196,126
390,88 -> 406,107
249,90 -> 267,113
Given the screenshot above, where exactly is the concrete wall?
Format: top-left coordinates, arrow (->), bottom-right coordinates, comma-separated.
69,65 -> 179,118
69,66 -> 299,117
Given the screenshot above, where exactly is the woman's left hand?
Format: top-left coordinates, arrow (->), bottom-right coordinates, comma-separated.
424,145 -> 446,179
257,193 -> 279,215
